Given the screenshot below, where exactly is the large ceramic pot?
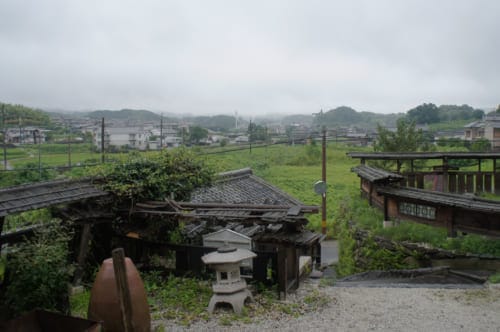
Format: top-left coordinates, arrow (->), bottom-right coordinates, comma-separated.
88,257 -> 150,332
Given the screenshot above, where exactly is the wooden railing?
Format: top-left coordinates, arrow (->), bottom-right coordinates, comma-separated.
401,171 -> 500,194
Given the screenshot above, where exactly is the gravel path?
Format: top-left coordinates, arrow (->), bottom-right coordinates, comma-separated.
158,281 -> 500,332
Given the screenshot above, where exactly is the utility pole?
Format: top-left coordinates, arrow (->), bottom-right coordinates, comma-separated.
101,117 -> 105,164
321,126 -> 327,235
160,113 -> 163,149
33,130 -> 41,179
2,105 -> 6,171
67,121 -> 72,167
249,119 -> 252,154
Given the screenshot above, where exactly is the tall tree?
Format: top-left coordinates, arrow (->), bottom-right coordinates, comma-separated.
248,123 -> 269,142
406,103 -> 439,124
374,119 -> 431,170
374,119 -> 427,152
188,126 -> 208,145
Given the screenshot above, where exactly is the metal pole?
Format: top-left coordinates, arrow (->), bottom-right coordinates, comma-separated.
101,117 -> 105,164
321,126 -> 327,235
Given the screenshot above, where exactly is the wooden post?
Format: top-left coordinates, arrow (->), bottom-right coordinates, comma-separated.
73,224 -> 92,285
2,105 -> 6,171
368,182 -> 373,206
0,216 -> 4,255
447,209 -> 457,238
101,117 -> 105,164
443,157 -> 449,192
383,196 -> 389,221
277,247 -> 287,300
112,248 -> 135,332
321,127 -> 327,235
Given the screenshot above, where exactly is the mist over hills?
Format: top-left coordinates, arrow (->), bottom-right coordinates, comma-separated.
1,100 -> 491,131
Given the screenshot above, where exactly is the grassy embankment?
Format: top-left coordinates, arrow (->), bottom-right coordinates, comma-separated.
201,143 -> 500,277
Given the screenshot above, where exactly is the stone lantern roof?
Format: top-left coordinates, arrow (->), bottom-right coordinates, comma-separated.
201,247 -> 256,265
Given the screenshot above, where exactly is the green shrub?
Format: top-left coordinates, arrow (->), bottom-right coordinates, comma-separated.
89,148 -> 215,203
4,222 -> 73,317
489,273 -> 500,284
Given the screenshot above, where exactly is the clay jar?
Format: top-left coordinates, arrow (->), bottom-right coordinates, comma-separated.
88,257 -> 150,332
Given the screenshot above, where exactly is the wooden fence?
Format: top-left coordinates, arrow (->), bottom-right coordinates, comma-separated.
402,171 -> 500,194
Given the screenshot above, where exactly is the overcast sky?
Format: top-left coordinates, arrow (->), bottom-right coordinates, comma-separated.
0,1 -> 498,116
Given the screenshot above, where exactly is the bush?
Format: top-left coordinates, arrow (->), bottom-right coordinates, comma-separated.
4,222 -> 73,317
88,148 -> 215,203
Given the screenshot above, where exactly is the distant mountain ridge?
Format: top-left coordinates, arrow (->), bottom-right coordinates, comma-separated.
86,109 -> 163,121
313,106 -> 403,128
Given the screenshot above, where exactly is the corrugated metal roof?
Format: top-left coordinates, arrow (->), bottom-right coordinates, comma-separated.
0,178 -> 108,216
191,168 -> 303,206
376,186 -> 500,213
352,165 -> 403,183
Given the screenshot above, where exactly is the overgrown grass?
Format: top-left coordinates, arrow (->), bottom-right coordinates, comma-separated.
489,273 -> 500,283
143,272 -> 212,326
70,289 -> 91,318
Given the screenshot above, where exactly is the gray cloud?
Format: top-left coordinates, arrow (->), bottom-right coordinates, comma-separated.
0,0 -> 499,115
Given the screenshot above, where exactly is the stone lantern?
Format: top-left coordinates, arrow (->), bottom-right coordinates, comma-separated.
201,246 -> 257,314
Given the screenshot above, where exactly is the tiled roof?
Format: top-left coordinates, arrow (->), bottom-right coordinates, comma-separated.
191,168 -> 303,206
0,178 -> 108,217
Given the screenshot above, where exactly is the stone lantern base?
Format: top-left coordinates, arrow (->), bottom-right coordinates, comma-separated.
207,288 -> 253,314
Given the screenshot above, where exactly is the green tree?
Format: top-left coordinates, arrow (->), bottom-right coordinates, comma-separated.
374,119 -> 427,153
188,126 -> 208,145
248,123 -> 269,142
406,103 -> 439,124
470,138 -> 491,152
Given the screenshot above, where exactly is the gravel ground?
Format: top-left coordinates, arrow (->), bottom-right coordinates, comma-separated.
157,281 -> 500,332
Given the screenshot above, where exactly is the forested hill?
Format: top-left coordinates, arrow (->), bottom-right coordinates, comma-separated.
87,109 -> 164,122
312,104 -> 487,129
313,106 -> 403,128
0,102 -> 51,126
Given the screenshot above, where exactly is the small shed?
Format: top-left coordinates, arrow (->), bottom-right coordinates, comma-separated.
203,229 -> 253,269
